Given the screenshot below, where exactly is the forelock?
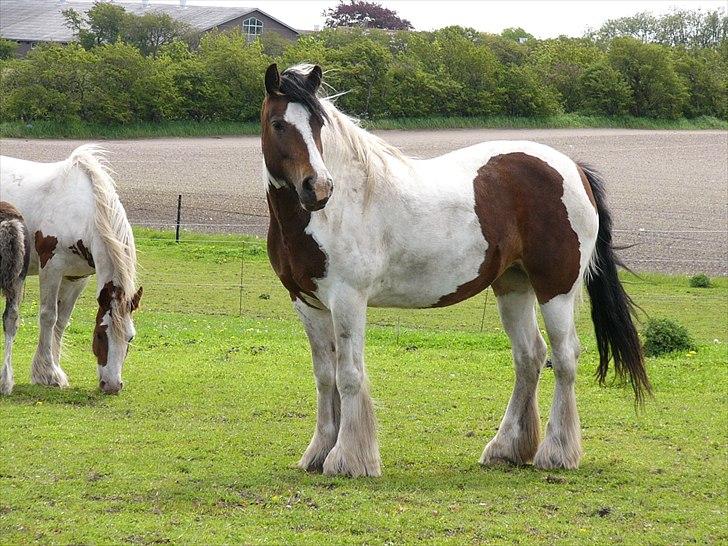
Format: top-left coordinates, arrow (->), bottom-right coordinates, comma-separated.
279,66 -> 328,126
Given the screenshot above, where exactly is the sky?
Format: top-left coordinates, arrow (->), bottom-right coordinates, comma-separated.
121,0 -> 727,37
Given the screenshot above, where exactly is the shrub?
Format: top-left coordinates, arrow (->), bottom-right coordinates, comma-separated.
0,38 -> 18,60
608,37 -> 688,118
688,273 -> 711,288
643,318 -> 695,356
578,61 -> 634,115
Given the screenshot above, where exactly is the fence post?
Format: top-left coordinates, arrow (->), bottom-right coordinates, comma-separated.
238,246 -> 245,316
479,289 -> 489,333
175,194 -> 182,243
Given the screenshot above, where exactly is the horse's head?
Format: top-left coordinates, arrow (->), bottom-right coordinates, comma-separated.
261,63 -> 334,212
93,282 -> 143,394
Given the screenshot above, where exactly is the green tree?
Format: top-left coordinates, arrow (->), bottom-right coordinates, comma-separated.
500,64 -> 561,116
529,38 -> 604,111
435,27 -> 503,116
0,38 -> 19,60
0,44 -> 92,122
577,61 -> 633,115
501,27 -> 534,43
608,37 -> 687,118
64,2 -> 129,48
672,47 -> 727,118
125,12 -> 192,57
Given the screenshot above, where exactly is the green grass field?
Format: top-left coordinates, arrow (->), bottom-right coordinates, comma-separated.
1,114 -> 726,139
1,229 -> 726,544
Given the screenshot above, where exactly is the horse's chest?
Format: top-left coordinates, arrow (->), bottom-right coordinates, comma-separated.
268,225 -> 327,303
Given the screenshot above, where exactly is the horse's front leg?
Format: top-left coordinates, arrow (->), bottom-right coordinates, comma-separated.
323,293 -> 380,477
31,269 -> 68,388
52,276 -> 90,367
295,299 -> 340,472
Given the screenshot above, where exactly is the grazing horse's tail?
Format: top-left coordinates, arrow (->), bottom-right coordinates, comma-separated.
0,218 -> 29,294
579,163 -> 651,405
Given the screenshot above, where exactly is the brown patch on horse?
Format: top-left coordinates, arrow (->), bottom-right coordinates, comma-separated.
435,152 -> 581,306
93,282 -> 114,366
266,186 -> 327,306
577,165 -> 597,210
0,201 -> 23,221
34,231 -> 58,268
69,240 -> 95,268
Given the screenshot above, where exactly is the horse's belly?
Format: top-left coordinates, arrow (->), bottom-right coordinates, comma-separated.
366,239 -> 488,309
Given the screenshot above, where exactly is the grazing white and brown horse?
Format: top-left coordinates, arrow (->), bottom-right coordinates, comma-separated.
261,64 -> 650,477
0,202 -> 31,395
0,145 -> 142,395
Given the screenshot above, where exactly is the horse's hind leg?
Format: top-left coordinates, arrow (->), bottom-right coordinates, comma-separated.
52,276 -> 89,367
294,299 -> 340,472
1,282 -> 22,395
31,269 -> 68,388
534,289 -> 582,469
481,267 -> 546,466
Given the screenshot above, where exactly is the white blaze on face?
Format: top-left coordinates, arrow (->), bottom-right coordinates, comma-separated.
283,102 -> 331,182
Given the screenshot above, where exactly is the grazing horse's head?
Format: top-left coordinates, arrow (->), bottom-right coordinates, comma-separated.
93,282 -> 143,395
261,63 -> 334,212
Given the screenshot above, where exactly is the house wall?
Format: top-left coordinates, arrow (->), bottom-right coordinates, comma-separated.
216,10 -> 298,41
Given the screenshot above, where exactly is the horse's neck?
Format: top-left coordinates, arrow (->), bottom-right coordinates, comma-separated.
266,187 -> 316,236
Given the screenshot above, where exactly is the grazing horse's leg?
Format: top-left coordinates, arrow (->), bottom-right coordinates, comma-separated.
323,294 -> 380,477
534,290 -> 582,469
52,277 -> 90,367
481,268 -> 546,466
295,299 -> 340,472
31,269 -> 69,388
1,281 -> 22,395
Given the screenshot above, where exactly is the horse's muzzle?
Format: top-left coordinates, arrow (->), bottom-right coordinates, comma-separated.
302,196 -> 329,211
99,379 -> 123,395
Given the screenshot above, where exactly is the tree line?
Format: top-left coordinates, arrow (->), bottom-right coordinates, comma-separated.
0,5 -> 725,125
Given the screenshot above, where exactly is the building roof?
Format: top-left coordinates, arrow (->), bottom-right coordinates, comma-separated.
0,0 -> 299,43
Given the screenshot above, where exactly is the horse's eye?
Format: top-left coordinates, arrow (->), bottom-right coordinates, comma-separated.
272,120 -> 285,133
128,335 -> 135,343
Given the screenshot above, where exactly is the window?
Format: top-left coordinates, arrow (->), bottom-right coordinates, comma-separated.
243,17 -> 263,41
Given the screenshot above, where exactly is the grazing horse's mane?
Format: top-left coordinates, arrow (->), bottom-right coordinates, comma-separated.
66,145 -> 137,319
282,65 -> 411,193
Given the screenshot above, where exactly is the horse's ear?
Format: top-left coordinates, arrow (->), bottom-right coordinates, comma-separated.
306,65 -> 322,93
265,63 -> 280,95
131,286 -> 143,312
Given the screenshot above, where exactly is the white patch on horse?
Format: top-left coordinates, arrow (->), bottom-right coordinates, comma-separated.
284,102 -> 331,183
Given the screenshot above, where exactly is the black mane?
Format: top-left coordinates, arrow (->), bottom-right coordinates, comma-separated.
279,68 -> 329,126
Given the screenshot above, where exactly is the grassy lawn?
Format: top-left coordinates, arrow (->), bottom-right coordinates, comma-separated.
1,114 -> 726,139
0,229 -> 726,544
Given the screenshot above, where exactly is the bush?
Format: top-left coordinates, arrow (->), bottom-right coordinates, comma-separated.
608,37 -> 688,118
643,318 -> 695,356
688,273 -> 711,288
578,61 -> 634,115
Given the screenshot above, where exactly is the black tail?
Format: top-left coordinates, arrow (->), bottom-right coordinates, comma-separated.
579,163 -> 651,405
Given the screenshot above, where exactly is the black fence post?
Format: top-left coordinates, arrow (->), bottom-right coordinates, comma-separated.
175,194 -> 182,243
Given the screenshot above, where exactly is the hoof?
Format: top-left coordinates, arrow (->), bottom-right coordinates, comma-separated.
533,437 -> 581,470
322,444 -> 381,477
298,436 -> 336,473
31,366 -> 69,388
0,380 -> 13,395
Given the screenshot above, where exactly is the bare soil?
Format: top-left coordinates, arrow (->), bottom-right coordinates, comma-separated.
1,128 -> 725,274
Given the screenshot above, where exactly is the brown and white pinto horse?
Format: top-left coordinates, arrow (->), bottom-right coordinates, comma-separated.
0,145 -> 142,395
261,64 -> 650,477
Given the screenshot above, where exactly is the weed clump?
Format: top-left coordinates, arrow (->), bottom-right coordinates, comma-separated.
643,318 -> 695,356
689,273 -> 711,288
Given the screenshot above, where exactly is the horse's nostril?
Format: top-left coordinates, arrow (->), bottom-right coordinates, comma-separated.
99,380 -> 106,389
302,176 -> 314,192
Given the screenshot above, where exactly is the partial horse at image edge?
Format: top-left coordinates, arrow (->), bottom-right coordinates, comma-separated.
0,202 -> 31,395
0,145 -> 142,395
261,63 -> 651,477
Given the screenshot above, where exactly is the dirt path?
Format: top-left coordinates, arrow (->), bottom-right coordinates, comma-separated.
1,128 -> 726,274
